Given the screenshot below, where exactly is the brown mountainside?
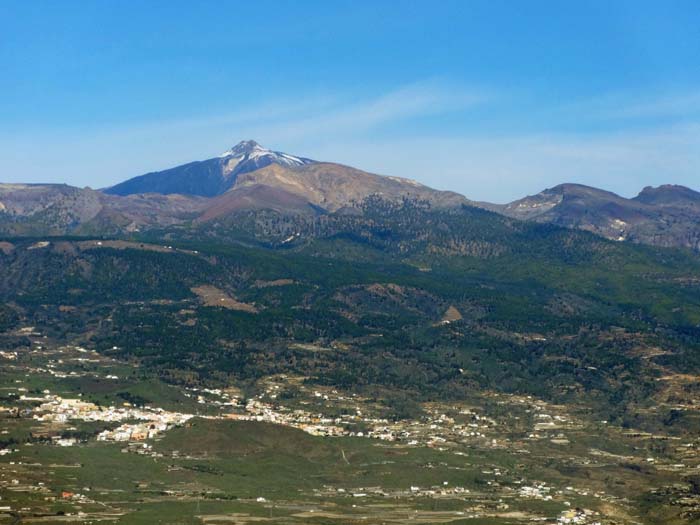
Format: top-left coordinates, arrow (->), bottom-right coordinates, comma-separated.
2,142 -> 700,252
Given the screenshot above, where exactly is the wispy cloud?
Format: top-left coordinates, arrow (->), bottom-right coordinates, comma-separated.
0,80 -> 488,187
603,91 -> 700,120
248,81 -> 487,142
555,89 -> 700,123
1,82 -> 699,203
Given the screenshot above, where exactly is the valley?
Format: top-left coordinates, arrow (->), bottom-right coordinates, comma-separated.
0,226 -> 700,523
1,329 -> 699,524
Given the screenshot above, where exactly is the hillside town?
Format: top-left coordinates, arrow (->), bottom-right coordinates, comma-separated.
2,340 -> 700,524
32,395 -> 193,443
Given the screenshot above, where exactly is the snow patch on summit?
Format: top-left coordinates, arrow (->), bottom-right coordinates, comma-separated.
220,140 -> 313,168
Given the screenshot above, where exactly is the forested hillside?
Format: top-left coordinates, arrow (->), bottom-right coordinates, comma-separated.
2,200 -> 699,435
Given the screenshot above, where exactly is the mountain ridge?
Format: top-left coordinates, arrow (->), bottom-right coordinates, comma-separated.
490,182 -> 700,250
104,140 -> 315,198
2,140 -> 699,252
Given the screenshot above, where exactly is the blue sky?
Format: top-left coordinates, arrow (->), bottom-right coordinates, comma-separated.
1,1 -> 699,202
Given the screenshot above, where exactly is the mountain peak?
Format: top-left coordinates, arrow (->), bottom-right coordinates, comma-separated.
634,184 -> 700,207
224,140 -> 265,157
545,183 -> 623,199
105,141 -> 316,197
219,140 -> 313,167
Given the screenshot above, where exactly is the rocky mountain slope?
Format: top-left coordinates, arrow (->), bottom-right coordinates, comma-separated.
488,183 -> 700,252
2,140 -> 699,252
0,183 -> 103,235
1,141 -> 470,234
104,140 -> 315,197
200,161 -> 468,221
0,183 -> 206,235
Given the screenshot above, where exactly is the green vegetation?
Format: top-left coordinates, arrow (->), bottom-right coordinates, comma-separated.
1,200 -> 700,433
0,303 -> 18,332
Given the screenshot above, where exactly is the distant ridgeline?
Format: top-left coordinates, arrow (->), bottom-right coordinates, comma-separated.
1,140 -> 699,252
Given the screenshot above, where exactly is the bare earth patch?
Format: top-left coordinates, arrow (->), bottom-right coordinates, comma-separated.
253,278 -> 296,288
439,305 -> 463,324
191,285 -> 258,313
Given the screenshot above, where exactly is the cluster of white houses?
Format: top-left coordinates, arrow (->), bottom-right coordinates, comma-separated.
33,395 -> 193,443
